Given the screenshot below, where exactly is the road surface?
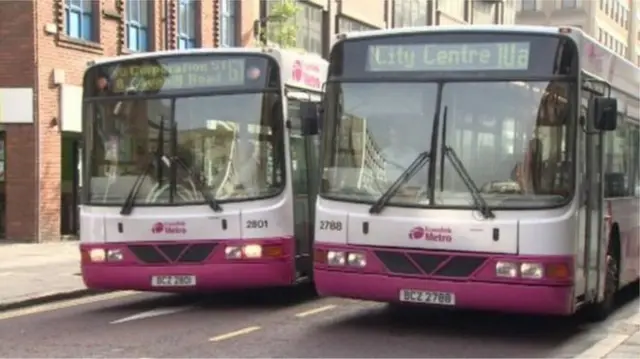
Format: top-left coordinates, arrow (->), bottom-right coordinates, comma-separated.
0,284 -> 637,358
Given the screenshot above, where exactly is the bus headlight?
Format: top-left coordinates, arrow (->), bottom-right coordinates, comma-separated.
106,249 -> 124,262
327,251 -> 346,266
520,262 -> 544,279
225,246 -> 243,259
347,252 -> 366,268
89,249 -> 106,262
496,261 -> 517,278
242,244 -> 262,259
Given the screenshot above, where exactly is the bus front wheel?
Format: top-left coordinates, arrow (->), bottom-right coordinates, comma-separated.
586,250 -> 619,322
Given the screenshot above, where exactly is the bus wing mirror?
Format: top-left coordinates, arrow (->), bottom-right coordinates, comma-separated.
590,96 -> 617,131
300,102 -> 320,136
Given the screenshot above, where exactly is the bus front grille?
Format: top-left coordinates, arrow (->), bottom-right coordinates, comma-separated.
127,243 -> 218,264
373,250 -> 488,278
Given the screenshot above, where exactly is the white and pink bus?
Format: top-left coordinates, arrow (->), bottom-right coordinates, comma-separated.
310,25 -> 639,319
80,47 -> 327,292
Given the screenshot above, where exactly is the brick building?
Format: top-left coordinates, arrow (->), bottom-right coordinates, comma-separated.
0,0 -> 514,242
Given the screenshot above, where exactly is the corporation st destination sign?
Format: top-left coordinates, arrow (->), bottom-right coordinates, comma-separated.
111,57 -> 247,93
366,42 -> 531,72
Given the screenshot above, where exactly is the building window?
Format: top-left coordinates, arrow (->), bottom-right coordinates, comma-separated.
295,2 -> 323,55
560,0 -> 578,9
126,0 -> 149,52
393,0 -> 427,27
520,0 -> 536,11
65,0 -> 94,41
337,16 -> 376,34
220,0 -> 237,47
177,0 -> 197,49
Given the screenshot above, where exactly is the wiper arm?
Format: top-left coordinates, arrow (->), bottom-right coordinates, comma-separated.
369,151 -> 430,215
171,156 -> 223,212
120,158 -> 155,216
442,146 -> 495,219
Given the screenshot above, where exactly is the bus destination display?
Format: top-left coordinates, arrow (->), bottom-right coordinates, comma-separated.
111,57 -> 247,93
367,42 -> 530,72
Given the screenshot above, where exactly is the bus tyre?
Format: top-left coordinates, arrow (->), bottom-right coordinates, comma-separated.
587,252 -> 619,322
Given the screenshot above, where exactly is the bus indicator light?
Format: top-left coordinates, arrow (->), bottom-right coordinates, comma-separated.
263,245 -> 283,258
314,249 -> 326,264
546,263 -> 570,279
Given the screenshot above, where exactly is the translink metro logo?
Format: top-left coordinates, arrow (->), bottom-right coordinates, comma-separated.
408,226 -> 453,242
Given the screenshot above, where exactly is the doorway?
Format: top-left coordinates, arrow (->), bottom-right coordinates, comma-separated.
61,134 -> 82,237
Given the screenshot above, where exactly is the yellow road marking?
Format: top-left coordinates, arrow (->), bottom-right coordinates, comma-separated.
209,326 -> 261,342
294,304 -> 337,318
0,291 -> 137,321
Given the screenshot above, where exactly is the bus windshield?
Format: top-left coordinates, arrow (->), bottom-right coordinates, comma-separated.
83,54 -> 285,206
320,32 -> 578,209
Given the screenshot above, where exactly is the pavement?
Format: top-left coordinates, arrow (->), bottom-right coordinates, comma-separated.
0,241 -> 90,309
0,278 -> 636,358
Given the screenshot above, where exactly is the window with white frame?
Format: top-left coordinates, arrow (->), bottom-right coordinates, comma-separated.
65,0 -> 94,41
178,0 -> 197,49
560,0 -> 578,9
393,0 -> 427,27
295,2 -> 323,55
337,16 -> 376,34
126,0 -> 149,51
220,0 -> 237,47
519,0 -> 536,11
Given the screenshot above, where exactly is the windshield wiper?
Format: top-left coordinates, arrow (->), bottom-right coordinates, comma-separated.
170,156 -> 222,212
120,118 -> 166,216
120,157 -> 157,216
369,151 -> 430,215
441,146 -> 494,219
438,105 -> 493,219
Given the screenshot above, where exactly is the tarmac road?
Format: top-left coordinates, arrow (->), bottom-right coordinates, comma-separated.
0,284 -> 637,358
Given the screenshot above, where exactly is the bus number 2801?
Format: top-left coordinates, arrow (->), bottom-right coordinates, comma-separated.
246,220 -> 268,229
319,220 -> 342,231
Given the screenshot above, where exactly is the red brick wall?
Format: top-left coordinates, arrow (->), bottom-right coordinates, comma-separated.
0,1 -> 38,241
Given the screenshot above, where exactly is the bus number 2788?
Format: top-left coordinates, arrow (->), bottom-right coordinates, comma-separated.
319,220 -> 342,231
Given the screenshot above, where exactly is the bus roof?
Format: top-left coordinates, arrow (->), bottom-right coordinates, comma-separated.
336,24 -> 564,41
88,46 -> 328,93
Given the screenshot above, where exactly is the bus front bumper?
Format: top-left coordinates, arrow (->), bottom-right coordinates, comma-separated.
82,261 -> 295,291
314,269 -> 574,315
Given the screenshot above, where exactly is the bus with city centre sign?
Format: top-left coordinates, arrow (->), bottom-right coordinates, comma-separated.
79,47 -> 327,292
304,25 -> 639,319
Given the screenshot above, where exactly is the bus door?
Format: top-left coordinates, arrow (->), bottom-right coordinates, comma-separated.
581,87 -> 606,302
287,92 -> 320,278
